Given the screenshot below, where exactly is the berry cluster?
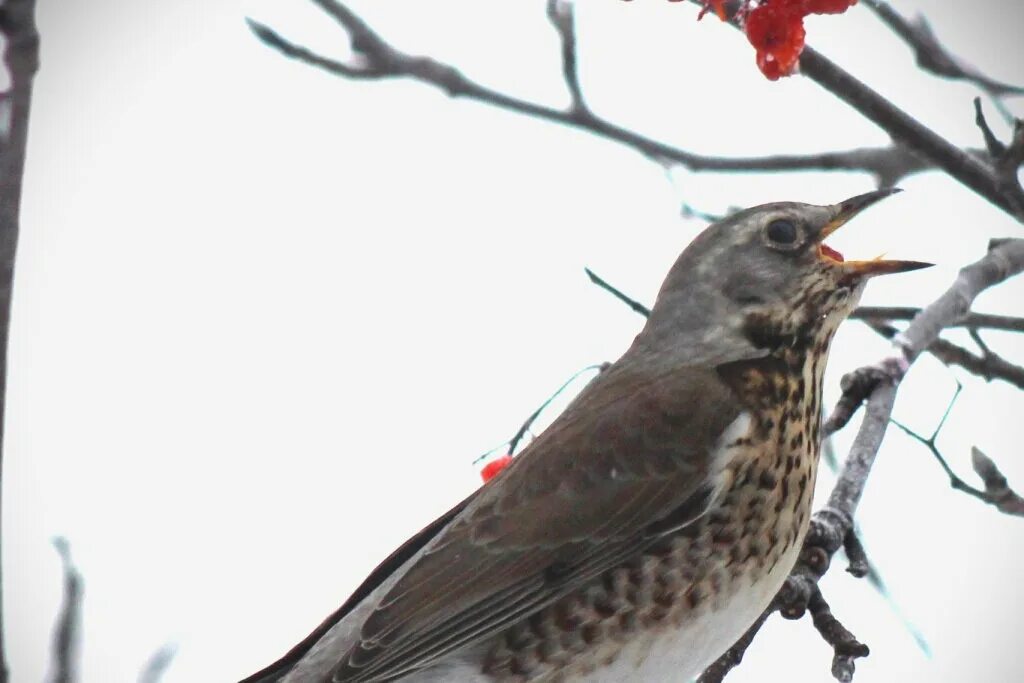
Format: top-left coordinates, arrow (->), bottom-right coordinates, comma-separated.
702,0 -> 857,80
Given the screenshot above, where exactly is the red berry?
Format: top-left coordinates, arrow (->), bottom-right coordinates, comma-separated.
745,4 -> 806,80
481,454 -> 514,483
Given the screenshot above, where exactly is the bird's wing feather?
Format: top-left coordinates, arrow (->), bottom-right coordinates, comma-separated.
331,362 -> 742,682
238,492 -> 480,683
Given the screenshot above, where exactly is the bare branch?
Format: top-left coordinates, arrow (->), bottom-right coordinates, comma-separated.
891,407 -> 1024,517
0,2 -> 41,681
866,320 -> 1024,389
798,46 -> 1024,222
247,2 -> 992,187
475,363 -> 607,467
862,0 -> 1024,98
973,99 -> 1024,217
583,268 -> 651,317
821,364 -> 893,437
695,609 -> 772,683
136,643 -> 178,683
841,530 -> 870,579
245,19 -> 376,79
505,364 -> 605,457
48,538 -> 83,683
890,415 -> 991,505
807,587 -> 870,682
894,238 -> 1024,356
970,447 -> 1024,517
545,0 -> 588,115
975,99 -> 1008,158
850,307 -> 1024,333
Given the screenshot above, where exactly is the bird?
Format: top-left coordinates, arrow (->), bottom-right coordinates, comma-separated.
242,189 -> 928,683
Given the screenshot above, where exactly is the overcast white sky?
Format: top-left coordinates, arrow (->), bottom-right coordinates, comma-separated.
6,1 -> 1024,681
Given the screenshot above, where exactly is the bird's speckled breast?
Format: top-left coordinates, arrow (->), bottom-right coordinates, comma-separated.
480,335 -> 833,683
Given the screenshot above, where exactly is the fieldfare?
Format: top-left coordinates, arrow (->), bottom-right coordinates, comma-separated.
243,189 -> 927,682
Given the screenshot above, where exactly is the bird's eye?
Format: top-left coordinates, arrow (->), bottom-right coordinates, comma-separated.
765,219 -> 800,248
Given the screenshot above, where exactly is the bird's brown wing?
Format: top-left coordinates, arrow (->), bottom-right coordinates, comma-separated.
238,491 -> 479,683
331,362 -> 742,682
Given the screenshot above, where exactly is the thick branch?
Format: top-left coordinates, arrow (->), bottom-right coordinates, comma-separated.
0,3 -> 40,681
246,2 -> 987,187
866,320 -> 1024,390
798,47 -> 1024,221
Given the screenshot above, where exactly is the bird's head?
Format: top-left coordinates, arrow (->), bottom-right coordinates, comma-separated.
638,189 -> 931,365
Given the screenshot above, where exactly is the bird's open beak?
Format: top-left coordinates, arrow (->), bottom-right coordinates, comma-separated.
817,188 -> 933,277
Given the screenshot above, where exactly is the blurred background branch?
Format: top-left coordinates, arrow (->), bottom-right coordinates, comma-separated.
0,1 -> 40,680
47,539 -> 82,683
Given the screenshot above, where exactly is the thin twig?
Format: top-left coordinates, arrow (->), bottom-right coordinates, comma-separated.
473,363 -> 607,465
506,363 -> 606,456
974,99 -> 1008,158
583,268 -> 651,317
970,447 -> 1024,517
842,531 -> 870,579
48,538 -> 83,683
888,396 -> 1024,517
890,417 -> 989,504
850,307 -> 1024,333
861,0 -> 1024,99
973,98 -> 1024,218
807,587 -> 870,683
545,0 -> 588,115
136,643 -> 178,683
0,3 -> 41,681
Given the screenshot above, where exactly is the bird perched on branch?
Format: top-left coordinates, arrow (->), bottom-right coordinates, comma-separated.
243,189 -> 927,683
